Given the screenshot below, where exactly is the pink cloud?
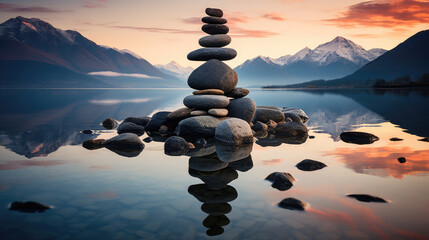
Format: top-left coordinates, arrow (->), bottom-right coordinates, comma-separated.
262,13 -> 286,21
83,0 -> 108,8
0,3 -> 68,13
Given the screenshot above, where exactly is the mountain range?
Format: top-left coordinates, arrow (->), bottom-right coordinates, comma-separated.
270,29 -> 429,88
0,16 -> 187,88
235,36 -> 387,87
155,61 -> 194,81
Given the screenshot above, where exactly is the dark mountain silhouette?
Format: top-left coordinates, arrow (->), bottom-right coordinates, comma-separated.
0,16 -> 183,88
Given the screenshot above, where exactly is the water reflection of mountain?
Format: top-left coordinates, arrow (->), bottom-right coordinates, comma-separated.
0,89 -> 188,158
303,89 -> 429,138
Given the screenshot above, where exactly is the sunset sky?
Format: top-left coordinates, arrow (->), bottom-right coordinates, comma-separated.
0,0 -> 428,68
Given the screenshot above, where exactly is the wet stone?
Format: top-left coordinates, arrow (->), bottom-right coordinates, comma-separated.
390,137 -> 403,141
82,139 -> 105,150
102,118 -> 118,130
347,194 -> 387,203
187,48 -> 236,61
296,159 -> 327,171
202,24 -> 229,35
117,122 -> 145,136
9,201 -> 51,213
278,198 -> 307,211
340,131 -> 379,145
253,108 -> 285,123
227,98 -> 256,123
265,172 -> 295,191
215,118 -> 254,145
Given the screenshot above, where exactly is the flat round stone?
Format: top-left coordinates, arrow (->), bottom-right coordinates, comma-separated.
193,89 -> 225,95
199,34 -> 231,48
208,108 -> 228,117
191,110 -> 208,116
206,8 -> 223,17
184,95 -> 230,110
188,59 -> 238,92
187,48 -> 237,61
202,24 -> 229,35
202,16 -> 227,24
225,88 -> 250,98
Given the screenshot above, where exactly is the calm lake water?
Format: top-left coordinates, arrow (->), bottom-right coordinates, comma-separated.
0,88 -> 428,240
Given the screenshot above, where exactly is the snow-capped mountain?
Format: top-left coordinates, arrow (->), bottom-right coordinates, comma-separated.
155,61 -> 194,81
235,37 -> 387,86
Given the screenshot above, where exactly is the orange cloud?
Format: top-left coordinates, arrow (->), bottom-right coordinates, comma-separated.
325,146 -> 429,179
308,208 -> 356,227
230,26 -> 280,38
262,158 -> 284,165
325,0 -> 429,28
262,13 -> 286,21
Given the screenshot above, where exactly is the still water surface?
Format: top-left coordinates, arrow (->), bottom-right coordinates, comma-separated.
0,89 -> 428,239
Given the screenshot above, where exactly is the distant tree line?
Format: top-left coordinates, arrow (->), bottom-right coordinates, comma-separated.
373,73 -> 429,88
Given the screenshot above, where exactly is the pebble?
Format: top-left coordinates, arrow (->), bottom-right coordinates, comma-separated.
199,34 -> 231,47
193,89 -> 225,95
191,110 -> 208,116
208,108 -> 228,117
188,48 -> 237,61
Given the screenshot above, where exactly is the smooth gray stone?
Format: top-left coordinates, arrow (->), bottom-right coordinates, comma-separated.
175,116 -> 224,138
117,122 -> 145,136
202,16 -> 227,24
253,108 -> 285,123
184,95 -> 230,110
167,107 -> 193,120
187,48 -> 236,61
296,159 -> 327,171
101,118 -> 118,130
199,34 -> 231,47
225,87 -> 249,98
206,8 -> 223,17
275,122 -> 308,138
102,133 -> 144,150
215,118 -> 254,145
282,107 -> 309,123
283,112 -> 302,123
123,116 -> 151,127
145,111 -> 171,132
340,131 -> 379,145
82,139 -> 105,150
188,59 -> 238,92
227,98 -> 256,123
164,136 -> 191,156
208,108 -> 228,117
278,198 -> 307,211
265,172 -> 295,191
190,110 -> 208,116
202,24 -> 229,35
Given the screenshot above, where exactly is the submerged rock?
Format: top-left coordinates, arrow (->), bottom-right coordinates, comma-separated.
278,198 -> 307,211
296,159 -> 327,171
215,118 -> 254,145
347,194 -> 387,203
82,139 -> 105,150
101,118 -> 119,130
117,122 -> 145,136
265,172 -> 295,191
9,201 -> 51,213
164,136 -> 192,156
340,131 -> 379,145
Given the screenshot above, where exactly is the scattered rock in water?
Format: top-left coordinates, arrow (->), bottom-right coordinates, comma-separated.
418,137 -> 429,142
283,112 -> 303,123
252,121 -> 268,132
347,194 -> 387,203
201,203 -> 232,216
275,122 -> 308,137
164,136 -> 193,156
398,157 -> 406,163
145,111 -> 171,132
188,59 -> 238,92
256,137 -> 282,147
188,47 -> 236,61
202,16 -> 227,24
227,98 -> 256,123
82,139 -> 105,150
117,122 -> 145,136
390,137 -> 403,141
206,7 -> 223,17
191,110 -> 209,116
265,172 -> 295,191
340,131 -> 379,145
296,159 -> 327,171
227,155 -> 253,172
189,153 -> 228,172
203,215 -> 230,228
9,201 -> 51,213
216,142 -> 253,162
184,95 -> 230,110
175,116 -> 223,138
309,135 -> 315,139
199,34 -> 231,48
188,184 -> 238,204
123,116 -> 151,127
253,108 -> 285,123
189,167 -> 238,190
81,129 -> 94,134
201,24 -> 229,35
143,137 -> 152,143
102,133 -> 144,151
167,108 -> 194,121
101,118 -> 119,130
282,108 -> 309,124
193,89 -> 225,95
215,118 -> 254,145
225,88 -> 249,98
278,198 -> 308,211
208,108 -> 228,117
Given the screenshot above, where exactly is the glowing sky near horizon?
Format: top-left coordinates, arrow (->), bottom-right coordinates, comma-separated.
0,0 -> 428,68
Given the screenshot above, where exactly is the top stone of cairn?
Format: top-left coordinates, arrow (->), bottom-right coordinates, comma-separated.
206,8 -> 223,17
